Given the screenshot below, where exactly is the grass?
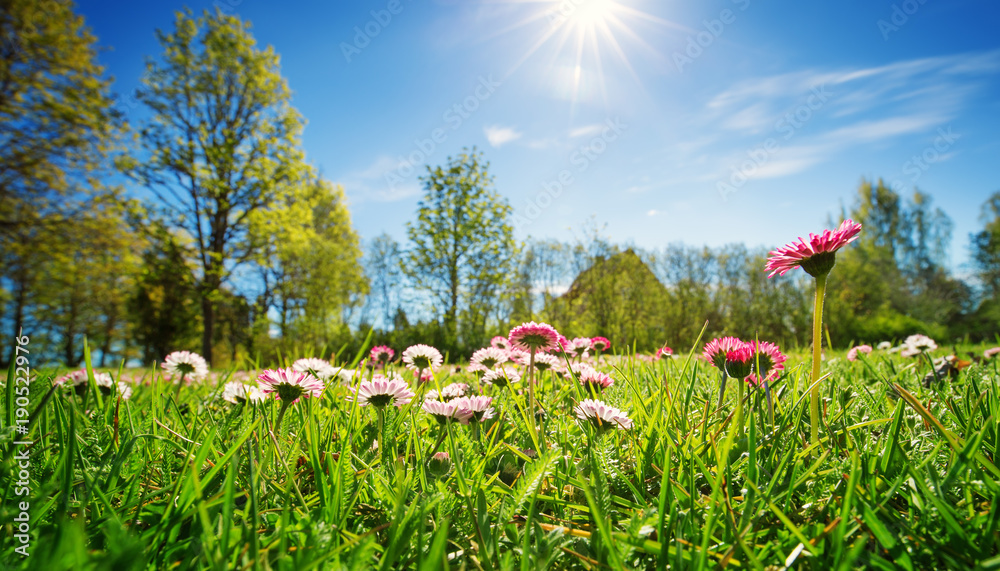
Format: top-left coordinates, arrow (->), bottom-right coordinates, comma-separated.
2,342 -> 1000,570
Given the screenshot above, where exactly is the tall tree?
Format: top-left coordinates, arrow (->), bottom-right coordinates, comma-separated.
973,191 -> 1000,301
0,0 -> 122,362
364,233 -> 403,329
128,9 -> 308,364
403,149 -> 517,347
250,174 -> 367,347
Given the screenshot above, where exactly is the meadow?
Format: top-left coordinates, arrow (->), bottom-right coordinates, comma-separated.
3,329 -> 1000,570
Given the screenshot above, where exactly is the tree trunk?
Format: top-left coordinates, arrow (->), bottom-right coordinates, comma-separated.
202,294 -> 214,366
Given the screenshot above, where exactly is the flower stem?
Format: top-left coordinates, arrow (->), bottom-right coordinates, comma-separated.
274,399 -> 292,436
716,370 -> 727,410
809,272 -> 829,447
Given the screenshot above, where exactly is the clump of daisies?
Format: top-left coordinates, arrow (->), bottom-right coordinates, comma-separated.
703,337 -> 745,407
56,369 -> 131,400
162,351 -> 210,393
222,381 -> 265,405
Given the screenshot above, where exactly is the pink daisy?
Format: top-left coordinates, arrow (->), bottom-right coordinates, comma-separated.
567,337 -> 592,359
422,400 -> 472,424
507,322 -> 561,353
402,344 -> 443,372
590,337 -> 611,352
482,365 -> 522,388
370,345 -> 395,365
490,336 -> 511,350
655,346 -> 674,360
748,340 -> 787,381
425,382 -> 469,402
579,367 -> 614,393
574,399 -> 633,431
703,337 -> 745,370
451,396 -> 495,424
724,345 -> 755,381
257,368 -> 325,403
350,374 -> 415,408
985,347 -> 1000,360
162,350 -> 210,384
765,219 -> 863,278
532,353 -> 560,373
470,347 -> 509,371
846,344 -> 873,362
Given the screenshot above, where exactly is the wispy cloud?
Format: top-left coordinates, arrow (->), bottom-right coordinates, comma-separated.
336,155 -> 421,203
484,124 -> 523,147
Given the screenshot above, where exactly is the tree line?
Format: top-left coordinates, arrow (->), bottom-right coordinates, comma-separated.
1,3 -> 997,367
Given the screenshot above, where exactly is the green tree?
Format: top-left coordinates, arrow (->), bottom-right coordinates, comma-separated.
403,149 -> 518,349
129,226 -> 200,364
250,174 -> 367,349
0,0 -> 122,363
127,9 -> 308,364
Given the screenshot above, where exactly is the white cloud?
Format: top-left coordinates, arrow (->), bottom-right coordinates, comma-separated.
568,124 -> 605,138
484,125 -> 523,147
335,155 -> 422,204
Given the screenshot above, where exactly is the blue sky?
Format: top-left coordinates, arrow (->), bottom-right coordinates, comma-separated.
78,0 -> 1000,271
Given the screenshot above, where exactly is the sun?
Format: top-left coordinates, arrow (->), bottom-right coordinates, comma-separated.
554,0 -> 620,29
490,0 -> 675,109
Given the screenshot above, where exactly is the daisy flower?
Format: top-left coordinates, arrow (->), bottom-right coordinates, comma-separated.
490,336 -> 511,350
579,367 -> 614,393
470,347 -> 509,371
532,353 -> 560,373
422,400 -> 471,424
427,451 -> 452,477
847,345 -> 873,362
425,383 -> 469,402
566,337 -> 591,359
877,341 -> 893,351
724,345 -> 755,381
901,334 -> 937,357
590,336 -> 611,352
222,381 -> 265,404
369,345 -> 395,366
452,396 -> 495,424
162,351 -> 210,384
402,344 -> 444,372
507,349 -> 529,366
765,219 -> 863,278
292,357 -> 337,381
655,346 -> 674,360
507,322 -> 561,353
985,347 -> 1000,360
414,368 -> 435,383
257,368 -> 325,403
748,340 -> 787,381
703,337 -> 745,370
574,399 -> 633,431
482,365 -> 522,388
350,374 -> 415,409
